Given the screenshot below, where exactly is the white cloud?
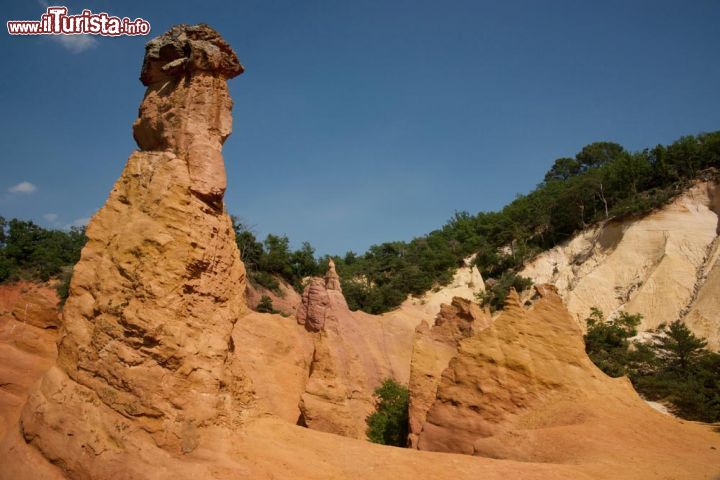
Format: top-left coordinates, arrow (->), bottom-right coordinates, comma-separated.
50,35 -> 98,54
8,181 -> 37,194
43,213 -> 59,222
36,1 -> 99,54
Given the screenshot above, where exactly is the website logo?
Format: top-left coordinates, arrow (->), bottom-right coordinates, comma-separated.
7,6 -> 150,36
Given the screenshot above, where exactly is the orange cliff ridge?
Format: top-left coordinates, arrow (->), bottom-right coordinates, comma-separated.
0,24 -> 718,480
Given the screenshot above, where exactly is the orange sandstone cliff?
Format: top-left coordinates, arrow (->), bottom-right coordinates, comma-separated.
1,24 -> 719,480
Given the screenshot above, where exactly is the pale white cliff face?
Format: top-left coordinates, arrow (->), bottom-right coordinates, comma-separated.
401,255 -> 485,317
521,179 -> 720,349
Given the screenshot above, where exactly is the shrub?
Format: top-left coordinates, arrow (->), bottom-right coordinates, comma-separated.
249,271 -> 281,295
584,308 -> 642,377
56,267 -> 73,305
584,310 -> 720,423
256,295 -> 276,314
476,272 -> 533,312
366,379 -> 409,447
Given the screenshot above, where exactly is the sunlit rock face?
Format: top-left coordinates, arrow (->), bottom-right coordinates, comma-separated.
19,24 -> 252,476
522,178 -> 720,349
133,24 -> 243,209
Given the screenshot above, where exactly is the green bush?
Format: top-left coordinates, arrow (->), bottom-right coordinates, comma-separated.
256,295 -> 276,314
584,308 -> 643,377
366,379 -> 409,447
55,267 -> 74,305
585,311 -> 720,423
476,272 -> 533,312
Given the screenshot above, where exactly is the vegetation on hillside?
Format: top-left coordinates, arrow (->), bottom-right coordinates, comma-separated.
331,131 -> 720,313
256,295 -> 278,314
0,217 -> 86,300
232,217 -> 321,294
366,379 -> 410,447
585,310 -> 720,423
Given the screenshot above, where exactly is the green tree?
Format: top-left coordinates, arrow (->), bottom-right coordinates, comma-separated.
576,141 -> 626,171
583,309 -> 642,377
366,379 -> 409,447
231,217 -> 264,270
290,241 -> 319,281
652,320 -> 708,373
544,157 -> 581,182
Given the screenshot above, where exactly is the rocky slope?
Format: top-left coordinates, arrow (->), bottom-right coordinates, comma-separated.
522,178 -> 720,348
407,297 -> 491,447
245,277 -> 301,316
0,283 -> 66,480
412,285 -> 720,477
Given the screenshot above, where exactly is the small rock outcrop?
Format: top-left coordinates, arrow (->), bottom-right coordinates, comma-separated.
294,261 -> 412,438
18,24 -> 250,477
296,259 -> 348,332
324,258 -> 342,291
408,297 -> 491,447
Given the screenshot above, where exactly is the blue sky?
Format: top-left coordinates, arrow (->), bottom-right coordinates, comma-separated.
1,0 -> 719,255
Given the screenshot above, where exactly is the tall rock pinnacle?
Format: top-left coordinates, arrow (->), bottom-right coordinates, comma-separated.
133,24 -> 243,209
20,25 -> 250,473
324,258 -> 342,291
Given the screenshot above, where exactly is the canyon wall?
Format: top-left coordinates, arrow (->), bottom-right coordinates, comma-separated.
521,178 -> 720,348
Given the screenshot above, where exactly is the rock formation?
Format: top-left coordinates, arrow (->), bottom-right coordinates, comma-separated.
0,283 -> 62,480
414,285 -> 720,474
16,24 -> 251,476
296,259 -> 347,332
133,24 -> 243,209
0,281 -> 60,330
295,260 -> 414,438
522,178 -> 720,348
408,296 -> 491,447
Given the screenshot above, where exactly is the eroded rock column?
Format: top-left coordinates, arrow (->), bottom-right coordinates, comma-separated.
20,25 -> 250,475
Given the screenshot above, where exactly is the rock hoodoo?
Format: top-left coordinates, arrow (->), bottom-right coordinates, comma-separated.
133,24 -> 243,209
324,258 -> 342,291
296,259 -> 348,332
18,24 -> 250,476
